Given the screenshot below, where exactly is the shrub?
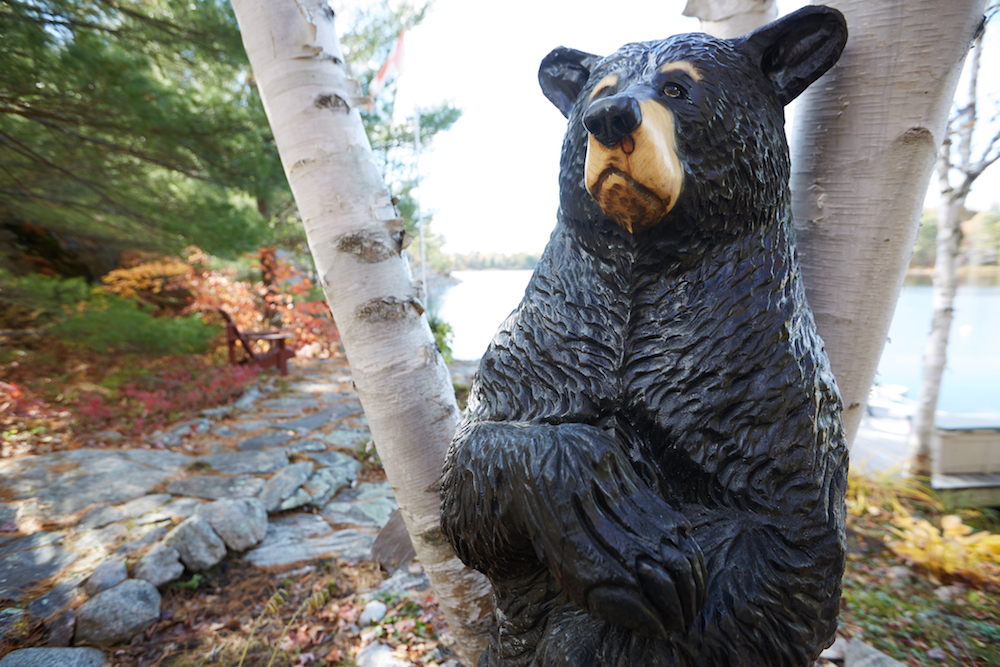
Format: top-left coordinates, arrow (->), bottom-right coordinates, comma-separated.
888,514 -> 1000,584
427,314 -> 454,364
52,294 -> 220,354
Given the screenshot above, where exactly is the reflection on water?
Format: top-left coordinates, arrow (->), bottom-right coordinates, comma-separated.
904,271 -> 1000,287
437,270 -> 1000,415
435,270 -> 534,361
878,283 -> 1000,414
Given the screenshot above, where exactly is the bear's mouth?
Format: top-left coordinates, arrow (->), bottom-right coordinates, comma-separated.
588,166 -> 671,234
583,99 -> 683,235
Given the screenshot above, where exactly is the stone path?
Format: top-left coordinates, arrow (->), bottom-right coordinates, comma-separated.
0,354 -> 904,667
0,355 -> 471,665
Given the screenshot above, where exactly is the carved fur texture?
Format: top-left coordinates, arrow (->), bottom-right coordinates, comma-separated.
441,7 -> 850,666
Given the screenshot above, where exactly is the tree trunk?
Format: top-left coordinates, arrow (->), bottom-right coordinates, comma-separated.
228,0 -> 492,661
788,0 -> 984,445
683,0 -> 777,38
908,33 -> 988,476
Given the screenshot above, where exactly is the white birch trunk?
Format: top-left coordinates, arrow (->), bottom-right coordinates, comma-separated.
788,0 -> 984,445
228,0 -> 492,661
683,0 -> 777,38
908,34 -> 988,476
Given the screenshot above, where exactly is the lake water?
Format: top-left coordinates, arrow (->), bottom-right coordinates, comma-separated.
435,270 -> 1000,415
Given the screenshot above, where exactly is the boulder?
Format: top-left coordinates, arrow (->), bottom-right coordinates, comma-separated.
259,462 -> 313,513
195,498 -> 268,552
133,544 -> 184,587
163,516 -> 226,571
74,579 -> 160,646
83,558 -> 127,597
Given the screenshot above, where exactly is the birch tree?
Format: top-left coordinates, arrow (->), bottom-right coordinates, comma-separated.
787,0 -> 986,444
683,0 -> 777,38
227,0 -> 491,661
693,0 -> 985,444
908,13 -> 1000,477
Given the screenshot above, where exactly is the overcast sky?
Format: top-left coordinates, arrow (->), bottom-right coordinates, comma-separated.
372,0 -> 999,255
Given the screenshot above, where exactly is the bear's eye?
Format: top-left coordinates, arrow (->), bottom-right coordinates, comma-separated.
663,82 -> 685,99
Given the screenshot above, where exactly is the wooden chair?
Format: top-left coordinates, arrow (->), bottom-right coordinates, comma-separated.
218,309 -> 296,376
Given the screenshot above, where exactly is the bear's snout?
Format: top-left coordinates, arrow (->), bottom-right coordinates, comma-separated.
584,94 -> 642,148
583,95 -> 683,235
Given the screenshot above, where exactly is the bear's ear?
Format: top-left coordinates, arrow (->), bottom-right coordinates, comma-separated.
539,47 -> 602,118
736,5 -> 847,106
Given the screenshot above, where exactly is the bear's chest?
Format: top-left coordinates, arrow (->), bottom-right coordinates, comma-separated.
616,257 -> 815,469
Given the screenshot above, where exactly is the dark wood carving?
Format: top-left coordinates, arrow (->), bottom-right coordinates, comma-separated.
440,6 -> 850,667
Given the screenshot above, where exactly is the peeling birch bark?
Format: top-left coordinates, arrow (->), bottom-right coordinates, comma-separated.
228,0 -> 492,661
789,0 -> 985,444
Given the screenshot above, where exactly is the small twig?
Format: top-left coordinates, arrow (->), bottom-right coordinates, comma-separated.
266,583 -> 336,667
237,588 -> 287,667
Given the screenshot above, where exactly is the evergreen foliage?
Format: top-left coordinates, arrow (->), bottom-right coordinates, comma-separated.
0,0 -> 459,262
342,0 -> 461,271
0,0 -> 285,256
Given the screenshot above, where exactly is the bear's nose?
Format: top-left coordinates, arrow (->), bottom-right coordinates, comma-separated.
583,94 -> 642,148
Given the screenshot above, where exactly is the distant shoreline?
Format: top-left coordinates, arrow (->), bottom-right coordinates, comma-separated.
906,265 -> 1000,277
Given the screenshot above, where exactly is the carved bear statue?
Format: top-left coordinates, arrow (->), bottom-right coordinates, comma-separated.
440,7 -> 850,667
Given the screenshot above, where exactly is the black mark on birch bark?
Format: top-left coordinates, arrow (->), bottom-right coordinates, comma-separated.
315,93 -> 349,113
899,126 -> 933,148
338,231 -> 395,262
419,526 -> 447,547
356,296 -> 424,322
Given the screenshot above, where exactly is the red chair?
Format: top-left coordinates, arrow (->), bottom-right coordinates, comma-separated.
218,309 -> 296,376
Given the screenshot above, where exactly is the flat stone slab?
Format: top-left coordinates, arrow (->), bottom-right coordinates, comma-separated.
229,420 -> 272,432
0,532 -> 79,598
162,497 -> 203,519
285,440 -> 327,455
324,428 -> 372,449
213,425 -> 239,438
322,482 -> 397,529
243,514 -> 375,567
0,451 -> 176,516
121,494 -> 172,518
309,450 -> 361,471
69,524 -> 127,554
844,639 -> 908,667
257,396 -> 320,413
199,450 -> 289,474
273,403 -> 362,433
0,647 -> 108,667
0,503 -> 17,530
119,449 -> 192,474
28,576 -> 84,619
233,386 -> 263,410
167,475 -> 264,500
113,524 -> 168,557
78,506 -> 126,531
237,431 -> 294,452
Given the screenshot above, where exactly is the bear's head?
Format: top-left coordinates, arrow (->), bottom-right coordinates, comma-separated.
539,6 -> 847,241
